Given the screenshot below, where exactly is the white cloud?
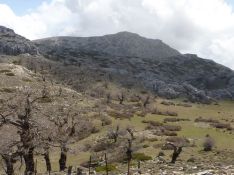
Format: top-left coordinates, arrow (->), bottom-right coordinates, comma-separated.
0,0 -> 234,69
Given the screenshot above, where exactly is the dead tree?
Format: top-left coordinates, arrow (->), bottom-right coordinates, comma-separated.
1,153 -> 15,175
43,146 -> 51,173
126,139 -> 132,175
167,142 -> 183,163
105,153 -> 108,175
53,111 -> 78,171
67,166 -> 72,175
134,94 -> 141,102
89,156 -> 92,175
0,127 -> 19,175
34,159 -> 37,174
41,85 -> 49,98
42,75 -> 46,82
143,95 -> 150,108
126,127 -> 134,140
0,96 -> 35,174
76,168 -> 82,175
106,93 -> 111,104
118,93 -> 125,105
59,143 -> 68,171
58,87 -> 62,96
108,125 -> 119,143
137,161 -> 141,174
0,94 -> 54,175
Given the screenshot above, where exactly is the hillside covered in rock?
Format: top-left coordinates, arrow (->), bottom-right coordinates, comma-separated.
34,32 -> 234,102
0,26 -> 38,55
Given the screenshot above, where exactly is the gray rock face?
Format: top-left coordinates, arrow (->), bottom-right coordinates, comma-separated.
183,83 -> 212,104
33,32 -> 234,102
34,31 -> 180,59
0,26 -> 38,55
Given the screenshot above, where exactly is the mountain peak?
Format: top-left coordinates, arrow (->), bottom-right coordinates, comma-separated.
0,26 -> 15,34
113,31 -> 140,37
35,31 -> 180,59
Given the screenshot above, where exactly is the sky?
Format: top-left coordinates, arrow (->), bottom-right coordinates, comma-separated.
0,0 -> 51,15
0,0 -> 234,69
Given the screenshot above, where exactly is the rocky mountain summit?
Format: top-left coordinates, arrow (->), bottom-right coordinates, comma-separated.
0,26 -> 38,55
35,31 -> 180,59
34,32 -> 234,102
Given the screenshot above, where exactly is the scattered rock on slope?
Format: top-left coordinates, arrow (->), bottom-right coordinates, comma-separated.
0,26 -> 38,55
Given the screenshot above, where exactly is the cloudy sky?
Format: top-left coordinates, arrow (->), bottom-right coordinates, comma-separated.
0,0 -> 234,69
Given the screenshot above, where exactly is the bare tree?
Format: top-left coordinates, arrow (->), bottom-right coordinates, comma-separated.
53,116 -> 72,171
126,139 -> 132,175
42,145 -> 51,173
0,94 -> 42,174
1,153 -> 15,175
107,125 -> 120,143
106,93 -> 111,104
0,120 -> 19,175
117,92 -> 125,105
126,127 -> 134,140
133,94 -> 141,102
0,132 -> 19,175
0,91 -> 57,175
166,142 -> 183,163
51,107 -> 92,171
58,87 -> 62,96
41,85 -> 49,98
142,95 -> 150,108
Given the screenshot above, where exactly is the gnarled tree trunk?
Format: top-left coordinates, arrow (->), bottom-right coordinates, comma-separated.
59,145 -> 67,171
171,146 -> 182,163
23,147 -> 35,175
2,154 -> 14,175
44,149 -> 51,172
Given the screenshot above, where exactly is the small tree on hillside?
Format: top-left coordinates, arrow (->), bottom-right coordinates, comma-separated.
203,134 -> 215,151
142,95 -> 150,108
52,114 -> 76,171
126,139 -> 132,175
50,106 -> 94,172
107,125 -> 120,143
106,92 -> 111,104
164,138 -> 189,164
117,92 -> 125,105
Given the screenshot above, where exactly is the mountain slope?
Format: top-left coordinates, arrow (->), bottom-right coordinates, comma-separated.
33,32 -> 234,101
34,31 -> 180,59
0,26 -> 38,55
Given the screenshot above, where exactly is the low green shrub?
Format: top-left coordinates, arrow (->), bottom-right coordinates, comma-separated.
22,78 -> 32,82
132,153 -> 152,161
143,144 -> 150,148
95,164 -> 117,172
